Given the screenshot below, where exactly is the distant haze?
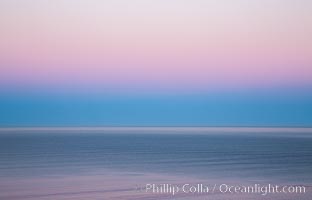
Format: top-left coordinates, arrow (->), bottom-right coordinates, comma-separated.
0,0 -> 311,126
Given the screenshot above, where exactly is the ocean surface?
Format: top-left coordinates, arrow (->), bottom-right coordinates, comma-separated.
0,128 -> 312,199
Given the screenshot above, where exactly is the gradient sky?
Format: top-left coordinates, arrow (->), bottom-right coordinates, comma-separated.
0,0 -> 311,126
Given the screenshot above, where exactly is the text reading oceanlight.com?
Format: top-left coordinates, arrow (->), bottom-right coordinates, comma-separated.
139,183 -> 306,196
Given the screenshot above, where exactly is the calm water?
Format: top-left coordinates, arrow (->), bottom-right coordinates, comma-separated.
0,131 -> 312,184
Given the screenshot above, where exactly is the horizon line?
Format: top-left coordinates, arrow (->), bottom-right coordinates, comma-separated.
0,126 -> 312,133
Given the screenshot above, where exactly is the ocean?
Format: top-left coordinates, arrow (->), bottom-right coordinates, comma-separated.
0,128 -> 311,199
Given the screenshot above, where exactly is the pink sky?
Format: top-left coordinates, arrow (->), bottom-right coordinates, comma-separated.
0,0 -> 311,92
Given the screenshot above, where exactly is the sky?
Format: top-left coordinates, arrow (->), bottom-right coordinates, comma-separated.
0,0 -> 311,127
